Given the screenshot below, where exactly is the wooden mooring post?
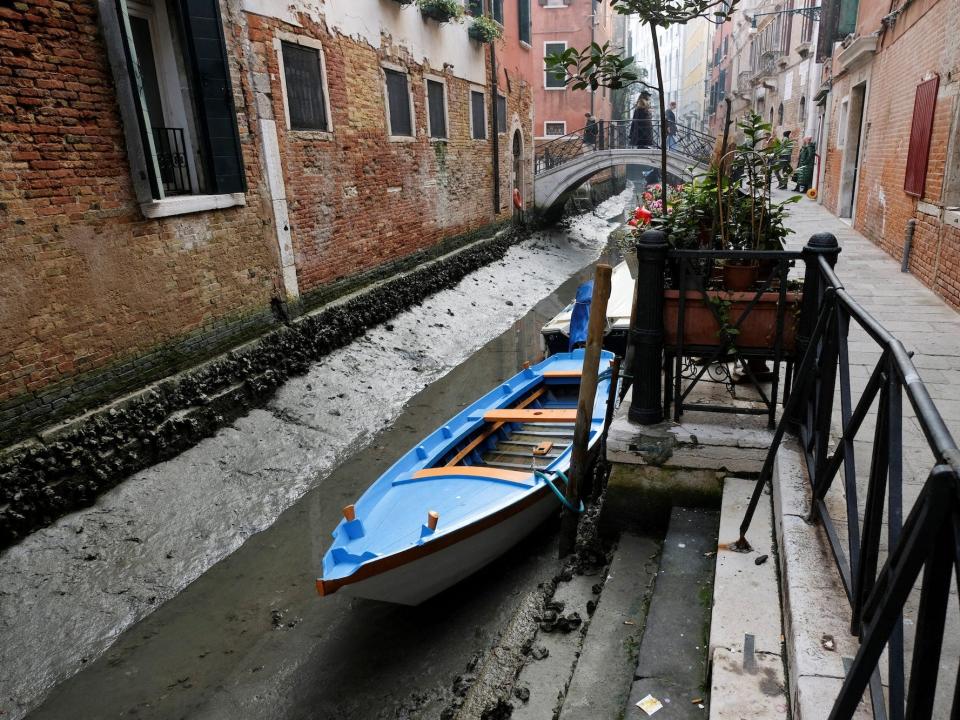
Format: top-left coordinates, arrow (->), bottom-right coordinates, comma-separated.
560,263 -> 612,557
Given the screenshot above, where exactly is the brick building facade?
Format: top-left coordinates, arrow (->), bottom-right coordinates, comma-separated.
815,0 -> 960,309
0,0 -> 533,446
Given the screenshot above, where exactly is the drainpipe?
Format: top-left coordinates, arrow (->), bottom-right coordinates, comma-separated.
490,41 -> 501,215
901,218 -> 917,273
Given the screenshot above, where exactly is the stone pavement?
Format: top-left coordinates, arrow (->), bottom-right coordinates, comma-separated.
778,191 -> 960,713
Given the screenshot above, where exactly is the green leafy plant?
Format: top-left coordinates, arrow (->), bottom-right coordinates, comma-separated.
468,14 -> 502,42
417,0 -> 465,23
707,293 -> 740,354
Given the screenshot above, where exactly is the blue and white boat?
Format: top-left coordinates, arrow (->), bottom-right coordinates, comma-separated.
317,350 -> 614,605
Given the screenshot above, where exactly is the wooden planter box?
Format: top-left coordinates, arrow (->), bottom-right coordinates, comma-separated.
664,289 -> 801,353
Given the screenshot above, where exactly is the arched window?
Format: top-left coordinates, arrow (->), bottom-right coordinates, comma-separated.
799,96 -> 807,124
777,103 -> 784,125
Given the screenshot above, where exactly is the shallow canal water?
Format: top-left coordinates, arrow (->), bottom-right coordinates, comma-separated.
27,244 -> 619,719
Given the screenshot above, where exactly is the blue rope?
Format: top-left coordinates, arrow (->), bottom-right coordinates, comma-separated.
534,469 -> 585,513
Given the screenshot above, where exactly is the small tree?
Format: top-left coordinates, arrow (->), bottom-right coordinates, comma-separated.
547,0 -> 739,191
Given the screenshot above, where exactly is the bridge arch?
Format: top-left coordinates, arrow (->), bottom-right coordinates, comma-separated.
532,119 -> 715,212
533,149 -> 702,210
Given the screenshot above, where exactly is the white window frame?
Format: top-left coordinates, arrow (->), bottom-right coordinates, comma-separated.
836,97 -> 849,149
423,74 -> 449,142
381,62 -> 416,142
274,31 -> 334,137
469,86 -> 487,141
542,121 -> 566,138
543,40 -> 567,91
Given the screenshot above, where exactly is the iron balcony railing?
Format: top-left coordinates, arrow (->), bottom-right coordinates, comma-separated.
533,119 -> 715,176
735,233 -> 960,720
153,126 -> 193,196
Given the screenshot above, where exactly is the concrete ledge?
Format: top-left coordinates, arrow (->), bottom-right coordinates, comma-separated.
771,439 -> 874,719
602,401 -> 773,534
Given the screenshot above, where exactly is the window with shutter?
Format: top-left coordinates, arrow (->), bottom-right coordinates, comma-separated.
281,41 -> 329,131
496,95 -> 507,134
110,0 -> 246,201
518,0 -> 531,44
544,41 -> 567,89
384,68 -> 413,137
468,0 -> 484,15
471,90 -> 487,140
426,79 -> 447,139
179,0 -> 246,194
904,76 -> 939,198
492,0 -> 503,23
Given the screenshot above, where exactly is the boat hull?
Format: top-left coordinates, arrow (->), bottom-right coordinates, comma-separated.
330,488 -> 556,605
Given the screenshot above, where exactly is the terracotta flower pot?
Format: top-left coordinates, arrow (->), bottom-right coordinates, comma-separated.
722,261 -> 759,292
663,290 -> 801,353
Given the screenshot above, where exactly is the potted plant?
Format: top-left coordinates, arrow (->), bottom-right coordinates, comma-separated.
417,0 -> 464,23
718,113 -> 800,291
468,15 -> 502,42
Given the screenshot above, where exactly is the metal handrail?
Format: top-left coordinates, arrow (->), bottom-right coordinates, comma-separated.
533,119 -> 715,176
736,234 -> 960,719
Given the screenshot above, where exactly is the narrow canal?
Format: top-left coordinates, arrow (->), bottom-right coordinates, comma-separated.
26,210 -> 627,720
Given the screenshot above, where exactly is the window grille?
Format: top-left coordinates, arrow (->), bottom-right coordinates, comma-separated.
471,90 -> 486,139
282,42 -> 328,131
385,68 -> 413,137
427,80 -> 447,139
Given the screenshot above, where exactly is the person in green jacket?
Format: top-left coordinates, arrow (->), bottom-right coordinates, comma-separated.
793,136 -> 816,193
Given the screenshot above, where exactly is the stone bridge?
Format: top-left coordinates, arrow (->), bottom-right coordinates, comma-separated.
533,120 -> 714,210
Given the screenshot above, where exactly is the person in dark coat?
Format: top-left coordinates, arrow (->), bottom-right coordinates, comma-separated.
793,136 -> 815,192
665,101 -> 678,150
629,92 -> 654,148
583,113 -> 598,148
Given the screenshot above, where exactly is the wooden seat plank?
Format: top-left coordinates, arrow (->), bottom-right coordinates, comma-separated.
483,409 -> 578,423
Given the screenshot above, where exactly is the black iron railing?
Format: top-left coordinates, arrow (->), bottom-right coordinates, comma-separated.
734,233 -> 960,720
533,119 -> 715,176
663,249 -> 802,429
153,126 -> 192,195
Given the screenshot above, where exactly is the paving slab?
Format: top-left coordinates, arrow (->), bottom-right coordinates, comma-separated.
709,648 -> 788,720
627,508 -> 719,719
560,534 -> 660,720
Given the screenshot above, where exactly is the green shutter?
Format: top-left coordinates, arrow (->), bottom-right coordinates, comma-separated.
518,0 -> 531,44
837,0 -> 859,36
178,0 -> 246,194
115,0 -> 164,199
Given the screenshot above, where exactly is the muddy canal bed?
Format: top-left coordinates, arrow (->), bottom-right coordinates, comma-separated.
2,191 -> 631,720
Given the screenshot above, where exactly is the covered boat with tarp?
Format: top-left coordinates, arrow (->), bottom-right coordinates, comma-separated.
317,350 -> 614,605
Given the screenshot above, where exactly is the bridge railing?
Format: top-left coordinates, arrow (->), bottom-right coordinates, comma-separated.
533,119 -> 715,176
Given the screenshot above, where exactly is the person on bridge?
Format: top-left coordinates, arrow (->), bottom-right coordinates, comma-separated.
630,92 -> 653,148
666,101 -> 678,150
583,113 -> 598,149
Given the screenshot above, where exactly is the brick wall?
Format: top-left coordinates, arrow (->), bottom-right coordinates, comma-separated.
245,12 -> 531,299
818,0 -> 960,310
0,1 -> 535,446
0,0 -> 283,444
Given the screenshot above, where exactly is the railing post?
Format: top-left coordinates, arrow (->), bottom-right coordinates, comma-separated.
629,229 -> 669,425
791,232 -> 841,424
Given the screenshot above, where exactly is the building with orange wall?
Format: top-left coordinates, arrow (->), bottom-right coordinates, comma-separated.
531,0 -> 616,141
